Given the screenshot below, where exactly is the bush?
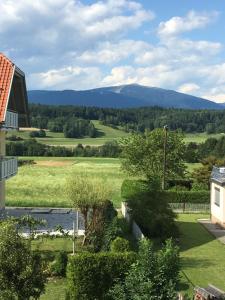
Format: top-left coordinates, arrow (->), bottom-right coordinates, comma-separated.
121,179 -> 151,199
128,190 -> 179,240
29,130 -> 46,138
67,251 -> 136,300
110,237 -> 130,252
121,179 -> 209,204
162,190 -> 210,204
50,251 -> 68,276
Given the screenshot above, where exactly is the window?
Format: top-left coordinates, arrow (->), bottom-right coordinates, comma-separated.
215,187 -> 220,207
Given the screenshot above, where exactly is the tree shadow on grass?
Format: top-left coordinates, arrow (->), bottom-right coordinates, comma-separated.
95,129 -> 105,137
181,256 -> 213,269
177,221 -> 214,251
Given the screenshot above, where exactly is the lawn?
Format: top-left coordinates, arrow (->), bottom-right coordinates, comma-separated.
6,157 -> 127,208
178,214 -> 225,297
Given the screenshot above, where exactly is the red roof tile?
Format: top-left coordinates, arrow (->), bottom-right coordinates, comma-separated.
0,53 -> 15,123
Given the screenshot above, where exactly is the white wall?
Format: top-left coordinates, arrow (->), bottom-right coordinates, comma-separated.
211,182 -> 225,225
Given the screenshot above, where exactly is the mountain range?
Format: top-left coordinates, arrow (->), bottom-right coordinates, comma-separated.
28,84 -> 224,110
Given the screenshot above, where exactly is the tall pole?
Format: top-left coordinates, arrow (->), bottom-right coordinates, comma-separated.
162,125 -> 168,190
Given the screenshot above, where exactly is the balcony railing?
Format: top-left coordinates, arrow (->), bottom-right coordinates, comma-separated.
0,157 -> 18,180
4,111 -> 18,129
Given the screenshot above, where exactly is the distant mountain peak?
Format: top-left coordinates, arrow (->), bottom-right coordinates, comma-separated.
28,84 -> 224,110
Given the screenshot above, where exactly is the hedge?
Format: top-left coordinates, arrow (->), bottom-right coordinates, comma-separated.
121,179 -> 210,204
67,252 -> 136,300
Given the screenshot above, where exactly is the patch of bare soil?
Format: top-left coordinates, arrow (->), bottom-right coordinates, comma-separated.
35,161 -> 73,167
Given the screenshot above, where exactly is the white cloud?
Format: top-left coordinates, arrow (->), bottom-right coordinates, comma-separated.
0,0 -> 153,70
178,83 -> 200,94
77,40 -> 150,64
158,10 -> 219,38
29,66 -> 102,90
1,2 -> 224,104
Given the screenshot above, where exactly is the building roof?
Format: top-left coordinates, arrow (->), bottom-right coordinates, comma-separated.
0,53 -> 15,122
0,53 -> 29,127
211,166 -> 225,186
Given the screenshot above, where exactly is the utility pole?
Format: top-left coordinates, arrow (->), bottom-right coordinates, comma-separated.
162,125 -> 168,190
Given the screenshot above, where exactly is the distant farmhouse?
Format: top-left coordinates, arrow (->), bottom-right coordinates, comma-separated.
211,166 -> 225,228
0,53 -> 29,209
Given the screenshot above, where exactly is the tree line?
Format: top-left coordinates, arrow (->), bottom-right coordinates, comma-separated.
6,139 -> 121,158
29,103 -> 225,133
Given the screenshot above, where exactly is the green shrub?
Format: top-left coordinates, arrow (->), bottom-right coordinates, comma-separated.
50,251 -> 68,276
67,251 -> 136,300
121,179 -> 209,204
121,179 -> 151,199
110,237 -> 130,252
128,190 -> 179,240
162,190 -> 209,204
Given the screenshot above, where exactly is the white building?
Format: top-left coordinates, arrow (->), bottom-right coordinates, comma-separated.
0,53 -> 29,209
210,166 -> 225,228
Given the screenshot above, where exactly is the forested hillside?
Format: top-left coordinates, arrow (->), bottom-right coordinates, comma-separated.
29,104 -> 225,134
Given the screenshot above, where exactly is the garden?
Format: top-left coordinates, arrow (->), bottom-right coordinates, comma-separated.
2,127 -> 225,299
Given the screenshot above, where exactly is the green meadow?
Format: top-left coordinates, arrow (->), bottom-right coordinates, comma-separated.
8,121 -> 223,147
6,157 -> 199,208
6,157 -> 127,208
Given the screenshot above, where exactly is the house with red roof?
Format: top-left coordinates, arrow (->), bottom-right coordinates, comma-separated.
0,53 -> 29,209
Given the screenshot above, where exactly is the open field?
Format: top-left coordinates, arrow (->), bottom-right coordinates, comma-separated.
6,157 -> 200,208
8,120 -> 129,147
8,122 -> 224,147
6,157 -> 127,208
184,132 -> 225,144
178,214 -> 225,296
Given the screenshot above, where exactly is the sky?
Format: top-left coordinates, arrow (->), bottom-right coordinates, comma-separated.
1,0 -> 225,102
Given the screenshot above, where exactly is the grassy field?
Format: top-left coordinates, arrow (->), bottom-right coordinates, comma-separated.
6,157 -> 200,208
8,122 -> 224,147
178,214 -> 225,297
184,132 -> 224,144
6,157 -> 127,208
8,120 -> 129,147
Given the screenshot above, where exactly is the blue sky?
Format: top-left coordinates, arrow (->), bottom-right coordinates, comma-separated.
1,0 -> 225,102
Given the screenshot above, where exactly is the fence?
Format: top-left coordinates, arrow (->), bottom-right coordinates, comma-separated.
169,202 -> 210,213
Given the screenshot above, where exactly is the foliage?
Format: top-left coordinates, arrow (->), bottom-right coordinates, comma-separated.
120,129 -> 186,184
109,239 -> 180,300
192,156 -> 225,189
63,118 -> 97,138
127,187 -> 179,240
7,139 -> 121,158
101,217 -> 124,251
110,237 -> 130,252
29,103 -> 225,134
122,179 -> 209,204
0,220 -> 47,300
50,251 -> 68,277
66,251 -> 136,300
17,215 -> 46,239
66,175 -> 112,246
29,129 -> 46,138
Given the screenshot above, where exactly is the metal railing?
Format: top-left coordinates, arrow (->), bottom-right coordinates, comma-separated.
0,157 -> 18,180
4,111 -> 18,129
